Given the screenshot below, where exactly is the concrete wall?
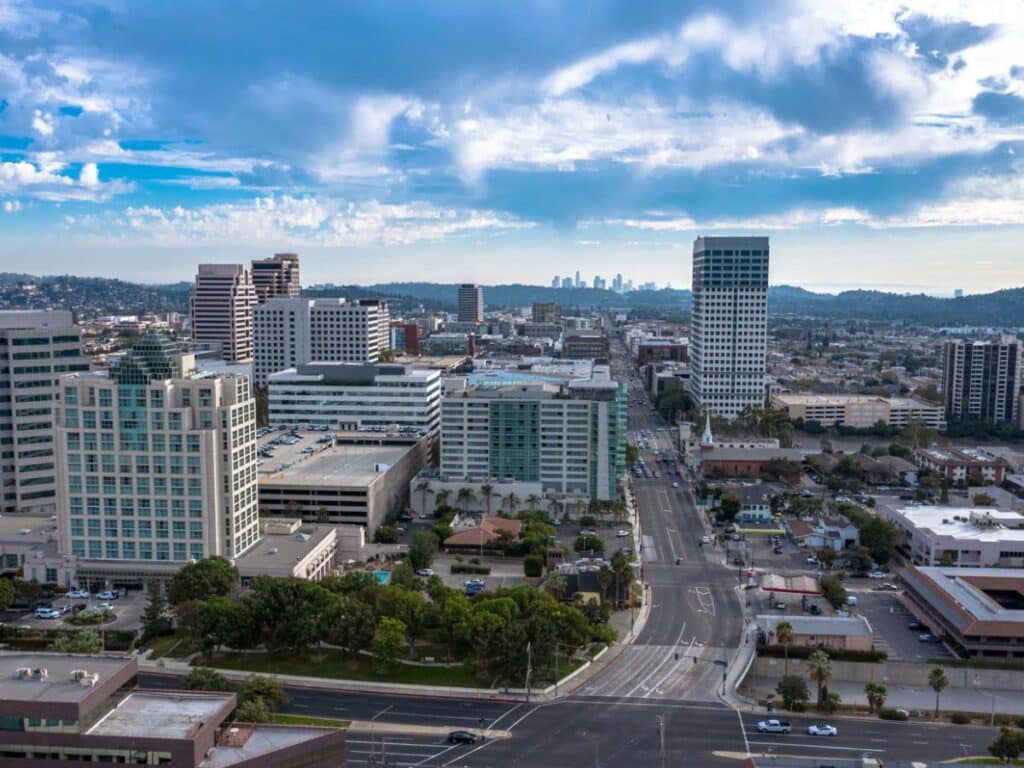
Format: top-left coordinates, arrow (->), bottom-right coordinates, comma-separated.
748,656 -> 1024,692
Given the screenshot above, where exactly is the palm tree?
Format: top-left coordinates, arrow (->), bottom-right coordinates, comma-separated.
864,682 -> 887,714
775,621 -> 794,676
928,668 -> 949,718
434,488 -> 451,512
456,487 -> 475,512
504,492 -> 520,515
480,484 -> 494,515
547,497 -> 563,521
415,480 -> 433,516
526,494 -> 540,514
806,650 -> 832,711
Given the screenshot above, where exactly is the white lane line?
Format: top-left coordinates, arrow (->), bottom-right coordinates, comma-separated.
387,711 -> 484,721
485,703 -> 522,731
643,637 -> 697,699
441,706 -> 540,767
505,705 -> 539,731
737,709 -> 750,755
415,743 -> 461,766
746,741 -> 884,753
624,621 -> 687,698
291,703 -> 310,709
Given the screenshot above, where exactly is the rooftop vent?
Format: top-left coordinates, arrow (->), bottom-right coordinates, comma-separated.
15,667 -> 32,679
33,668 -> 48,680
71,669 -> 89,681
78,673 -> 99,687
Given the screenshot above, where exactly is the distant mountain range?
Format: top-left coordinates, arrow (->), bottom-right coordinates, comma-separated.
1,272 -> 1022,327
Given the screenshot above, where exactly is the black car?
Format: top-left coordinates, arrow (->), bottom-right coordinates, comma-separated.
447,730 -> 478,745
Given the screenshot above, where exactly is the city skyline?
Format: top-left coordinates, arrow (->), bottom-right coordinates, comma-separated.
1,1 -> 1023,292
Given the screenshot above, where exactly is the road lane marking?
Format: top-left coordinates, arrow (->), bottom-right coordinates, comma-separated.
624,622 -> 687,698
484,703 -> 522,731
643,637 -> 697,698
746,741 -> 884,753
737,710 -> 750,755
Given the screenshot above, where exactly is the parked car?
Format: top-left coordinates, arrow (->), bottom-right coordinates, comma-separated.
96,591 -> 117,600
808,724 -> 838,737
879,582 -> 899,591
34,607 -> 60,619
616,529 -> 630,538
918,632 -> 940,643
416,568 -> 434,578
907,620 -> 924,631
95,602 -> 114,611
67,589 -> 89,599
805,555 -> 818,565
868,571 -> 887,579
807,604 -> 822,615
701,535 -> 711,545
446,731 -> 478,745
580,529 -> 597,537
756,720 -> 791,734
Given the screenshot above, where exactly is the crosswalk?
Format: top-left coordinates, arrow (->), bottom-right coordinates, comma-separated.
577,641 -> 732,701
346,734 -> 468,767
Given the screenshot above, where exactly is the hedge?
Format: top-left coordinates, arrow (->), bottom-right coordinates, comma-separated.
451,564 -> 491,575
879,708 -> 908,721
931,657 -> 1024,671
0,625 -> 137,652
758,644 -> 887,663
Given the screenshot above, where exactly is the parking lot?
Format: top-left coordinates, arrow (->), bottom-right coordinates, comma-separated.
853,590 -> 955,662
3,589 -> 147,632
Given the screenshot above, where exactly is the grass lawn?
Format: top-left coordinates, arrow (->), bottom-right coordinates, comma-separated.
271,713 -> 350,728
201,649 -> 489,688
146,632 -> 200,659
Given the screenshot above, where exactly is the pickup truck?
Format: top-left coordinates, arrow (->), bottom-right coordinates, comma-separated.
756,720 -> 792,734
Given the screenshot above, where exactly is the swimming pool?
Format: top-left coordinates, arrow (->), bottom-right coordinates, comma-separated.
373,571 -> 390,585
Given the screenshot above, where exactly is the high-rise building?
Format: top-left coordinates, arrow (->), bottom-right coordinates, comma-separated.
54,334 -> 260,571
441,369 -> 626,500
0,311 -> 89,514
942,335 -> 1022,426
561,276 -> 573,289
253,297 -> 390,386
574,270 -> 582,288
531,302 -> 561,323
613,273 -> 623,293
551,276 -> 560,289
268,362 -> 441,434
457,284 -> 484,323
189,264 -> 257,363
251,252 -> 300,302
689,236 -> 769,419
594,276 -> 607,290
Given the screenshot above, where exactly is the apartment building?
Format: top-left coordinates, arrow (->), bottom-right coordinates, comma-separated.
532,302 -> 561,323
267,362 -> 441,435
914,447 -> 1009,485
771,393 -> 946,430
252,297 -> 390,385
942,335 -> 1022,426
53,334 -> 260,575
440,369 -> 626,500
251,252 -> 300,302
190,263 -> 258,363
457,283 -> 484,322
689,236 -> 769,419
0,311 -> 90,515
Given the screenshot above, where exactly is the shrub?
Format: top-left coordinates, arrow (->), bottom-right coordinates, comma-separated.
951,712 -> 970,725
879,708 -> 908,721
523,555 -> 543,577
451,564 -> 490,575
579,515 -> 597,526
470,557 -> 481,565
758,644 -> 887,663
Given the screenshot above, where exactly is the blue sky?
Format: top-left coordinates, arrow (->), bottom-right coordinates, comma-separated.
1,0 -> 1023,293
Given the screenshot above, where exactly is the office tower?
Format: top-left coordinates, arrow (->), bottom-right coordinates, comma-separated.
594,276 -> 607,290
389,321 -> 420,354
942,335 -> 1022,425
441,369 -> 626,500
251,252 -> 300,302
624,280 -> 634,292
551,276 -> 560,289
457,283 -> 484,322
561,277 -> 573,289
190,264 -> 257,363
613,273 -> 623,293
253,297 -> 390,385
0,311 -> 89,514
574,270 -> 582,288
268,362 -> 441,434
689,236 -> 769,419
54,334 -> 260,568
953,289 -> 964,299
531,302 -> 561,323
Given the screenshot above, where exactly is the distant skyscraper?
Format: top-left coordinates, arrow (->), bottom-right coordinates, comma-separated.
953,288 -> 964,298
575,270 -> 582,288
613,273 -> 623,293
624,280 -> 634,292
551,276 -> 560,288
689,236 -> 769,419
251,253 -> 300,302
594,276 -> 607,290
457,284 -> 484,322
942,335 -> 1021,426
561,277 -> 573,289
190,263 -> 258,363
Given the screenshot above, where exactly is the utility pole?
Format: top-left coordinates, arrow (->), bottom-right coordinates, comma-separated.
656,714 -> 666,768
525,641 -> 533,702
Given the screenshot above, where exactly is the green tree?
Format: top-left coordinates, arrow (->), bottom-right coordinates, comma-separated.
574,534 -> 604,554
456,487 -> 475,511
775,621 -> 794,676
409,531 -> 438,571
526,494 -> 540,513
388,562 -> 419,590
480,483 -> 494,514
806,650 -> 832,711
719,495 -> 741,522
972,492 -> 997,507
434,488 -> 451,511
235,697 -> 271,723
820,573 -> 848,610
169,556 -> 238,605
49,629 -> 102,654
181,667 -> 232,692
324,596 -> 376,655
240,675 -> 288,710
988,727 -> 1024,764
373,524 -> 399,544
929,667 -> 949,717
865,682 -> 887,714
253,386 -> 269,428
373,617 -> 406,674
776,674 -> 810,711
822,690 -> 841,714
415,480 -> 433,515
0,578 -> 13,611
141,580 -> 171,640
191,595 -> 253,653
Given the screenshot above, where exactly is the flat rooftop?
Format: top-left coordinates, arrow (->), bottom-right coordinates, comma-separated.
89,691 -> 232,739
0,512 -> 59,544
757,614 -> 873,638
259,442 -> 412,488
235,524 -> 335,576
0,653 -> 131,704
902,566 -> 1024,634
885,505 -> 1024,542
203,725 -> 340,768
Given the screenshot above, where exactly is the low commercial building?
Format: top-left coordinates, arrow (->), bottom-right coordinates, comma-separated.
699,447 -> 806,482
561,330 -> 608,361
443,514 -> 524,550
420,333 -> 474,356
756,614 -> 874,652
771,393 -> 945,430
914,447 -> 1009,485
878,504 -> 1024,567
258,436 -> 429,533
235,520 -> 337,583
805,515 -> 860,552
267,362 -> 441,436
0,652 -> 346,766
635,338 -> 688,366
900,566 -> 1024,658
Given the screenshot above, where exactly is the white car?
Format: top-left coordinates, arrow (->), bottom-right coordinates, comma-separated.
701,535 -> 711,544
868,570 -> 887,579
616,529 -> 630,538
95,602 -> 114,611
67,589 -> 89,599
96,591 -> 117,600
808,724 -> 837,737
416,568 -> 434,578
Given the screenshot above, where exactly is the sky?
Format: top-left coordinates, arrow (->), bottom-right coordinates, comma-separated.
1,0 -> 1023,294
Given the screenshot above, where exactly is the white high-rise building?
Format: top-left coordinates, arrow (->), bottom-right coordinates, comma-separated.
689,236 -> 769,419
253,297 -> 390,386
0,311 -> 89,514
942,335 -> 1022,426
54,334 -> 259,570
190,264 -> 258,363
268,362 -> 441,435
457,284 -> 484,323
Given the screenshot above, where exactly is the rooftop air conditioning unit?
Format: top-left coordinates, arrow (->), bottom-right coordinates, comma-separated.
34,668 -> 48,680
16,667 -> 32,679
78,673 -> 99,687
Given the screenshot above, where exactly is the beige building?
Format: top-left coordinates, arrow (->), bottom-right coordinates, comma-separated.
190,263 -> 257,363
772,393 -> 945,430
756,614 -> 874,652
251,252 -> 300,302
236,519 -> 336,583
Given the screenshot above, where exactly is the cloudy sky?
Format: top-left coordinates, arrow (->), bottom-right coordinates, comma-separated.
1,0 -> 1023,293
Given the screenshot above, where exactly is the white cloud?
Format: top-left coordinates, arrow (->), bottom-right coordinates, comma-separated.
65,195 -> 532,247
2,199 -> 21,213
0,159 -> 132,202
608,206 -> 871,232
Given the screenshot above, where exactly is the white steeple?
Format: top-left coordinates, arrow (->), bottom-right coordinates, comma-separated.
700,411 -> 714,446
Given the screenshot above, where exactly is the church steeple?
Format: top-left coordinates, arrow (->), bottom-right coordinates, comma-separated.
700,411 -> 714,446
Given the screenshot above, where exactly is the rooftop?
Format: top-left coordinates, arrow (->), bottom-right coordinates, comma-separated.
757,614 -> 873,638
269,361 -> 438,385
0,512 -> 59,545
901,566 -> 1024,635
89,691 -> 233,739
885,505 -> 1024,542
0,653 -> 132,705
235,523 -> 336,577
259,442 -> 412,488
203,725 -> 341,768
